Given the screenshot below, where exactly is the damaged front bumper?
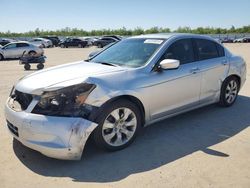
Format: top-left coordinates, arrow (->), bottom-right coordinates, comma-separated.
4,99 -> 98,160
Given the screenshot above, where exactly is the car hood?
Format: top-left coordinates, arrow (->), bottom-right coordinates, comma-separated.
15,61 -> 126,94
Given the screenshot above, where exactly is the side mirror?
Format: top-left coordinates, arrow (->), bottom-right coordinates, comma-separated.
159,59 -> 180,70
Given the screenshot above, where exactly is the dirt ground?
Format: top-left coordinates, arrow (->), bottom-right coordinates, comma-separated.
0,44 -> 250,188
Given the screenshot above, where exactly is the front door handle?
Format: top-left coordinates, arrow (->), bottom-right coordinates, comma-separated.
190,67 -> 200,74
221,60 -> 228,65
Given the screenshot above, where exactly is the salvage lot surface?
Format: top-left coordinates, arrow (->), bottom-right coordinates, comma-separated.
0,44 -> 250,188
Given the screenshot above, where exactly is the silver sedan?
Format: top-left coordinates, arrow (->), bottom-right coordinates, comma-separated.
0,41 -> 44,60
5,34 -> 246,160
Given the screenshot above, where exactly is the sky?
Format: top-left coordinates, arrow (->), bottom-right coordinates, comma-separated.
0,0 -> 250,32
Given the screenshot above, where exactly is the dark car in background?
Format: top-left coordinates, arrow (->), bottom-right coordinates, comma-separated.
103,35 -> 123,40
93,36 -> 119,48
0,38 -> 15,46
58,38 -> 88,48
221,38 -> 234,43
243,37 -> 250,43
42,36 -> 60,46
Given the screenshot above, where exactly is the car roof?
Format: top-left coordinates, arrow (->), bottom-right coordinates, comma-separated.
130,33 -> 214,40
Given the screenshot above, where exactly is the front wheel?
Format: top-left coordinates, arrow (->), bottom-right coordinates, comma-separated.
93,100 -> 142,151
219,76 -> 240,107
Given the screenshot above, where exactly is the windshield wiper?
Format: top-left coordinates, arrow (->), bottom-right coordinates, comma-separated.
97,61 -> 119,67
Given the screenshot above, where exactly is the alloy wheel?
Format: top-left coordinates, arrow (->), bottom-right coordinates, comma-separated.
225,80 -> 238,104
102,107 -> 137,147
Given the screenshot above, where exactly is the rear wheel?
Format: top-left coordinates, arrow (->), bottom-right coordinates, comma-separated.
219,76 -> 240,107
93,100 -> 142,151
28,51 -> 36,56
37,63 -> 44,70
24,64 -> 31,70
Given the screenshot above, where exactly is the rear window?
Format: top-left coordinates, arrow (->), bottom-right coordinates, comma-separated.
194,39 -> 220,60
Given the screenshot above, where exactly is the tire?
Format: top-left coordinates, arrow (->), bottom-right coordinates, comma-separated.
0,54 -> 3,61
60,44 -> 65,48
24,64 -> 31,70
78,44 -> 82,48
98,43 -> 102,48
93,99 -> 142,151
37,63 -> 44,70
219,76 -> 240,107
28,51 -> 36,56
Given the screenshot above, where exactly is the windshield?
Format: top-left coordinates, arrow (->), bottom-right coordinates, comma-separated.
90,38 -> 164,68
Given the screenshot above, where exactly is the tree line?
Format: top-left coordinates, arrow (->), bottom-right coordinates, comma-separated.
1,25 -> 250,37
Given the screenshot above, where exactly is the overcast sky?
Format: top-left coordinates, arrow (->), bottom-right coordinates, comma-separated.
1,0 -> 250,32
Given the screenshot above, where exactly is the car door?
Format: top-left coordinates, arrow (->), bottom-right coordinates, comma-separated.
2,43 -> 17,58
68,39 -> 75,47
73,39 -> 81,47
148,38 -> 202,120
193,38 -> 229,103
16,43 -> 30,57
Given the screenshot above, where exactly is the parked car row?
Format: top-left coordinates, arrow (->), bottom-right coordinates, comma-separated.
0,36 -> 59,48
220,37 -> 250,43
233,37 -> 250,43
58,35 -> 122,48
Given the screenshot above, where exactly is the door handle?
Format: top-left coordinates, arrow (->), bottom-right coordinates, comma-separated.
190,67 -> 200,74
221,60 -> 228,65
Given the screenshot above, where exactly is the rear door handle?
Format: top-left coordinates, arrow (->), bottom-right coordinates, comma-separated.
190,67 -> 200,74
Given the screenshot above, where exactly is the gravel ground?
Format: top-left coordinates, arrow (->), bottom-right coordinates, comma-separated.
0,44 -> 250,188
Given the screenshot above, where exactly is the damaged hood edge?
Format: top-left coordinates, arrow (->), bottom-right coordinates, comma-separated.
14,61 -> 126,94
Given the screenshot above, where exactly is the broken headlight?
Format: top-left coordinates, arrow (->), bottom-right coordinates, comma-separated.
32,83 -> 96,118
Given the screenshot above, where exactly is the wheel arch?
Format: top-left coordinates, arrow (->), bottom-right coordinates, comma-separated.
0,53 -> 4,59
224,74 -> 241,87
97,95 -> 146,127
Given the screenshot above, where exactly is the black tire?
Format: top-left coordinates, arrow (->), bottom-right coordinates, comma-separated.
93,99 -> 142,151
37,63 -> 44,70
98,43 -> 102,48
219,76 -> 240,107
60,44 -> 65,48
0,54 -> 3,61
28,51 -> 36,56
24,64 -> 31,70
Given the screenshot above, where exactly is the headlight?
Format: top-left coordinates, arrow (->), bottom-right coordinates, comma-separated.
32,83 -> 96,117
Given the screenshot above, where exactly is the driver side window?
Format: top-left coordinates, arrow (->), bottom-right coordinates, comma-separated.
161,39 -> 195,65
4,43 -> 16,49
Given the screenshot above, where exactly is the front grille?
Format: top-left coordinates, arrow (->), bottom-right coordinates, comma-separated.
7,121 -> 19,137
10,90 -> 33,111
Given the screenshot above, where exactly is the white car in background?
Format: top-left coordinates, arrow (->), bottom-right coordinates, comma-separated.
0,41 -> 44,60
29,38 -> 53,48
